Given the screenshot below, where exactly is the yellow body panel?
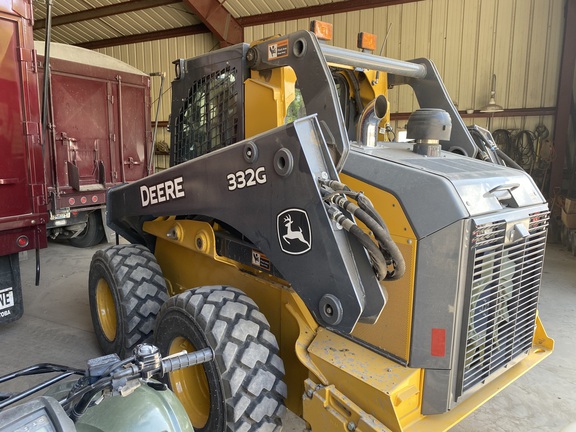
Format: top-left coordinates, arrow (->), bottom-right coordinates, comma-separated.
303,322 -> 553,432
143,217 -> 554,431
341,173 -> 417,362
244,67 -> 297,138
143,218 -> 310,414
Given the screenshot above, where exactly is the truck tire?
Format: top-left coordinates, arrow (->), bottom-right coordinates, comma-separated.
69,211 -> 105,248
89,244 -> 168,358
154,286 -> 286,432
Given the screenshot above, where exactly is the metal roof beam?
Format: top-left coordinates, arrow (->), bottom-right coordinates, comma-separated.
76,24 -> 209,50
237,0 -> 423,26
34,0 -> 180,30
182,0 -> 243,47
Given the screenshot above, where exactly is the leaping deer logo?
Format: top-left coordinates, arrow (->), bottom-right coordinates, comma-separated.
277,209 -> 312,255
282,214 -> 311,248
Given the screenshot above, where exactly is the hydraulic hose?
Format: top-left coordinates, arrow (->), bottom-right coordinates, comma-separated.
331,195 -> 405,280
321,179 -> 406,280
326,207 -> 388,280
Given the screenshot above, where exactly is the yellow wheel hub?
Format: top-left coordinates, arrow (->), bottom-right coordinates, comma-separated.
169,337 -> 210,427
95,278 -> 117,342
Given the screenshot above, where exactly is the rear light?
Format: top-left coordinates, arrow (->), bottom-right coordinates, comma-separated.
357,32 -> 377,51
80,196 -> 87,204
69,198 -> 75,205
17,236 -> 29,248
310,20 -> 333,41
92,195 -> 98,203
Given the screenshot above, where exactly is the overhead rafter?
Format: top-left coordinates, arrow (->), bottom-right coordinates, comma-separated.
182,0 -> 243,47
77,24 -> 209,50
72,0 -> 423,49
237,0 -> 423,26
34,0 -> 181,30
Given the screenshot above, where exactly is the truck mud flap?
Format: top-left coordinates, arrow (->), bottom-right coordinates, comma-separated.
0,254 -> 23,324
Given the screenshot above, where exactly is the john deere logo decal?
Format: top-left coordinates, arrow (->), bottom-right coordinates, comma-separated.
277,209 -> 312,255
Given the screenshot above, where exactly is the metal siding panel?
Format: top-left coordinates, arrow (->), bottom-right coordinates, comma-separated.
473,0 -> 497,112
542,0 -> 564,108
457,0 -> 479,114
359,8 -> 373,34
399,3 -> 418,113
333,14 -> 347,47
492,0 -> 515,115
385,5 -> 402,115
414,1 -> 431,59
430,0 -> 448,78
345,11 -> 361,50
507,0 -> 532,109
443,0 -> 464,109
526,0 -> 549,109
372,8 -> 388,55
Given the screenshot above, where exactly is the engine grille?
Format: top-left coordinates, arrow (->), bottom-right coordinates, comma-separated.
458,211 -> 549,397
173,67 -> 239,165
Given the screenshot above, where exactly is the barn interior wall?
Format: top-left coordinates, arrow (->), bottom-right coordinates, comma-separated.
96,0 -> 566,170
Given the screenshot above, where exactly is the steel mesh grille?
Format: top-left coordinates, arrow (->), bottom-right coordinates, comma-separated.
460,211 -> 548,395
173,67 -> 239,165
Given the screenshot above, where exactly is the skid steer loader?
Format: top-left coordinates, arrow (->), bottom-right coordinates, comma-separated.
88,28 -> 553,431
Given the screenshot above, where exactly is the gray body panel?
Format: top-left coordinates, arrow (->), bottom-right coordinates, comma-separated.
344,143 -> 549,414
345,143 -> 545,239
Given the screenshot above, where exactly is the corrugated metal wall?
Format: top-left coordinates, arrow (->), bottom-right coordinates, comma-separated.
98,0 -> 565,169
98,32 -> 220,159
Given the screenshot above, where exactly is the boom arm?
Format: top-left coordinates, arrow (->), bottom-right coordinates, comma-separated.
107,116 -> 385,333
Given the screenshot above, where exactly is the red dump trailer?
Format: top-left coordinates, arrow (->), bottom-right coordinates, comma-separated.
36,41 -> 152,247
0,0 -> 45,323
0,0 -> 152,324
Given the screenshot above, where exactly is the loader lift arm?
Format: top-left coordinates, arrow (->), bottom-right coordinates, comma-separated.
106,116 -> 385,334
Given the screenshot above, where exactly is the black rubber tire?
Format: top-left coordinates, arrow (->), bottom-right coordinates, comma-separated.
154,286 -> 286,432
69,211 -> 105,248
89,244 -> 168,358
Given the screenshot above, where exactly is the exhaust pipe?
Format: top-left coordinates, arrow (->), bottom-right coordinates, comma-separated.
356,95 -> 388,147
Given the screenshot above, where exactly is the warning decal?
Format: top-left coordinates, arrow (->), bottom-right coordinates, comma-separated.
252,250 -> 271,271
267,39 -> 289,60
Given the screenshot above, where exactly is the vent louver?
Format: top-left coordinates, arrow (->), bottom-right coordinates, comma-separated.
458,211 -> 548,396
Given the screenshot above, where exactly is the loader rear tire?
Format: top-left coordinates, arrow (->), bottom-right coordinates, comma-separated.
89,244 -> 168,358
69,211 -> 105,248
154,286 -> 286,432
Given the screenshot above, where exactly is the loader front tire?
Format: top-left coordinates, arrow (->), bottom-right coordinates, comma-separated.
154,286 -> 286,432
89,244 -> 168,358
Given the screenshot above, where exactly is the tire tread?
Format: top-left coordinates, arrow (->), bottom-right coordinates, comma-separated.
90,244 -> 168,357
159,286 -> 286,431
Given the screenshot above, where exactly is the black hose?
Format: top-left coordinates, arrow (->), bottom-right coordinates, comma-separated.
333,196 -> 405,280
513,129 -> 535,169
326,207 -> 388,280
492,129 -> 512,155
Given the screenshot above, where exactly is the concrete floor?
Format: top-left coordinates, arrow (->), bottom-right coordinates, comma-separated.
0,240 -> 575,431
